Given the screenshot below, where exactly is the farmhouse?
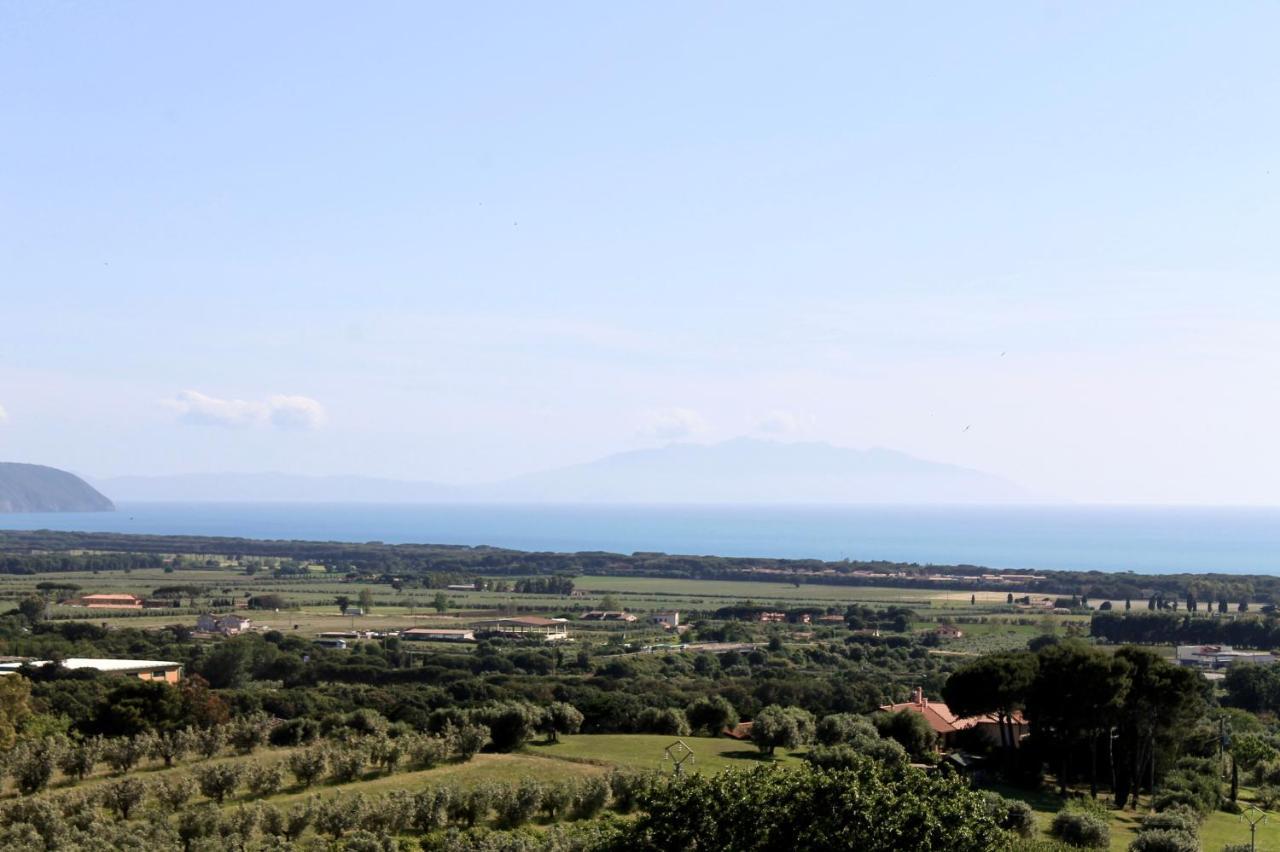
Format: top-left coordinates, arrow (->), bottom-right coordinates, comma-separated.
880,688 -> 1028,750
196,613 -> 251,635
580,611 -> 637,622
474,616 -> 570,641
651,611 -> 680,629
401,627 -> 476,643
0,658 -> 182,684
69,593 -> 143,609
1176,644 -> 1276,670
757,612 -> 786,623
933,625 -> 965,639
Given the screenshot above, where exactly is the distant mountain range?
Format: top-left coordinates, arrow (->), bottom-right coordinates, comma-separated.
95,439 -> 1029,504
0,463 -> 116,513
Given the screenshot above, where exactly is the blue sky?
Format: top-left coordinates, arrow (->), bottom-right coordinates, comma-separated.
2,3 -> 1279,502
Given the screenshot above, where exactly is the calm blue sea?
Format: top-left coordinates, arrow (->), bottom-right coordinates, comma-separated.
2,503 -> 1279,575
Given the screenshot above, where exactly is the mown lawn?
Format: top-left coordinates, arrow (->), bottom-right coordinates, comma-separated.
530,733 -> 799,774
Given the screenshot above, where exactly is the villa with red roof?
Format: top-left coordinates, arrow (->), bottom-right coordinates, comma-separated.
880,688 -> 1028,750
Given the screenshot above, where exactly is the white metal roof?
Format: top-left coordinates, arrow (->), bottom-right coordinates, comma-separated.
0,658 -> 180,673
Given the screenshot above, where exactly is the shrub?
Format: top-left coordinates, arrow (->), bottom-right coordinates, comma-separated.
176,804 -> 221,850
260,798 -> 314,842
635,706 -> 691,737
496,778 -> 542,828
229,712 -> 270,754
57,737 -> 103,781
410,787 -> 450,833
315,793 -> 366,838
287,746 -> 328,788
607,769 -> 651,814
269,717 -> 321,747
10,738 -> 59,794
982,792 -> 1036,838
539,780 -> 574,820
445,722 -> 491,761
477,702 -> 541,752
449,785 -> 495,828
814,713 -> 878,746
218,805 -> 260,849
192,726 -> 226,759
194,762 -> 242,804
148,729 -> 193,768
246,762 -> 285,798
1050,810 -> 1111,849
1127,829 -> 1199,852
1138,808 -> 1200,835
103,735 -> 149,774
573,776 -> 610,819
154,775 -> 197,812
328,746 -> 366,783
367,734 -> 405,773
410,734 -> 450,769
101,777 -> 148,821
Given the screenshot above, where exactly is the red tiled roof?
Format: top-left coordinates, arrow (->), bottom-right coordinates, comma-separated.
879,697 -> 1026,735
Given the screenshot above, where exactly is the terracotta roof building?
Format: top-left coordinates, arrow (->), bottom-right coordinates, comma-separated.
880,688 -> 1027,750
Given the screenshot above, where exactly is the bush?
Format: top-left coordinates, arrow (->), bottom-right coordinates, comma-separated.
103,735 -> 149,774
246,762 -> 285,797
1050,810 -> 1111,849
154,775 -> 197,812
10,738 -> 59,795
287,746 -> 328,788
1127,829 -> 1199,852
449,785 -> 496,828
269,717 -> 321,747
445,722 -> 491,761
1138,808 -> 1200,835
496,778 -> 542,828
101,777 -> 148,820
194,762 -> 242,804
982,792 -> 1037,838
573,775 -> 611,820
328,746 -> 366,783
635,706 -> 691,737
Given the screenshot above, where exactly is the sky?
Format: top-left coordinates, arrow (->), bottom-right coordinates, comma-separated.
2,2 -> 1279,504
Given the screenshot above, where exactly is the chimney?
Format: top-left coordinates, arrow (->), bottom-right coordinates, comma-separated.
913,687 -> 925,706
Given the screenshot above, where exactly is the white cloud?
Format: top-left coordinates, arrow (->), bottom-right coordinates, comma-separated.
756,409 -> 802,437
165,390 -> 326,430
638,407 -> 710,443
267,394 -> 327,430
0,403 -> 7,422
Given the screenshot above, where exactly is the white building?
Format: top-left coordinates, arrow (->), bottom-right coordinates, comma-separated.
196,613 -> 252,635
1176,644 -> 1277,670
402,627 -> 476,643
651,611 -> 680,629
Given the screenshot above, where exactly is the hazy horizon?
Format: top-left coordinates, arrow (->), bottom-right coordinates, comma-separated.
4,3 -> 1280,504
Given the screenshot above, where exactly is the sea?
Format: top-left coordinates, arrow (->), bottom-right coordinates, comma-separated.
1,503 -> 1279,575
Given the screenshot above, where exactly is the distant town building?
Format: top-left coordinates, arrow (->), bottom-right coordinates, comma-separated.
196,613 -> 251,635
757,611 -> 786,623
580,611 -> 637,622
401,627 -> 476,643
1176,644 -> 1276,670
313,638 -> 348,649
0,657 -> 182,684
933,625 -> 964,639
474,616 -> 570,641
880,688 -> 1027,751
651,611 -> 680,629
69,593 -> 143,610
